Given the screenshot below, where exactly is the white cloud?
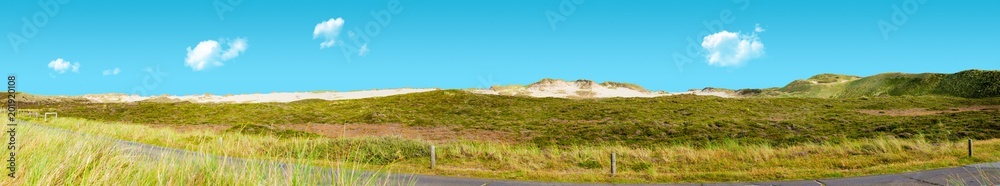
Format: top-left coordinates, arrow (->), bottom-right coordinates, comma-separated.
314,17 -> 345,48
754,24 -> 765,33
186,40 -> 221,70
102,67 -> 121,76
221,38 -> 247,60
48,58 -> 80,73
701,29 -> 765,67
358,43 -> 369,56
185,38 -> 248,71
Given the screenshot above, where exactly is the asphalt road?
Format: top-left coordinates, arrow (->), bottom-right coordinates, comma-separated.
28,122 -> 1000,186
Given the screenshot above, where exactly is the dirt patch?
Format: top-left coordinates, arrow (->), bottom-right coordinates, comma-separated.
147,123 -> 517,143
860,105 -> 1000,116
767,113 -> 790,122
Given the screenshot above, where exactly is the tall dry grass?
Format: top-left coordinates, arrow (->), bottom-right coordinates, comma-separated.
0,115 -> 413,185
21,116 -> 1000,183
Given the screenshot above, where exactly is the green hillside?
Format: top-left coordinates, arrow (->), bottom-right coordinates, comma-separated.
37,90 -> 1000,147
775,69 -> 1000,98
12,69 -> 1000,147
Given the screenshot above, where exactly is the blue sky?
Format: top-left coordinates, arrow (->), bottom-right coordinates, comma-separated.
2,0 -> 998,95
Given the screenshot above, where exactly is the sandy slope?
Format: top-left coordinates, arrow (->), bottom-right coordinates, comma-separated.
473,79 -> 733,98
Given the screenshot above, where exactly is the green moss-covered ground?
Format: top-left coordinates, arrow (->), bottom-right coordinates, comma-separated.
39,90 -> 1000,147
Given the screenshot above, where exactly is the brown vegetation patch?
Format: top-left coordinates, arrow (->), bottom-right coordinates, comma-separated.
147,124 -> 232,133
148,123 -> 518,143
766,113 -> 789,122
280,124 -> 518,143
860,105 -> 1000,116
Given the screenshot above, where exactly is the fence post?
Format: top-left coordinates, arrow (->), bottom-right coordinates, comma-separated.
968,139 -> 973,158
430,145 -> 436,169
610,152 -> 617,176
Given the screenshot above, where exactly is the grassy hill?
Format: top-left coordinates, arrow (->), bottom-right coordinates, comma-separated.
12,69 -> 1000,183
772,69 -> 1000,98
13,69 -> 1000,147
40,90 -> 1000,147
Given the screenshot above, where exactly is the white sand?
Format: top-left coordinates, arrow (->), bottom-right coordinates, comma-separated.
474,79 -> 733,98
473,79 -> 663,98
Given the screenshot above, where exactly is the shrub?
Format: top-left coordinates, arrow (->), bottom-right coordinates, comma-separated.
224,124 -> 321,138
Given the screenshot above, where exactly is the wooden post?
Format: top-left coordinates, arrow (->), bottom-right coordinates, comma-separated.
610,152 -> 617,176
430,145 -> 436,169
968,139 -> 973,157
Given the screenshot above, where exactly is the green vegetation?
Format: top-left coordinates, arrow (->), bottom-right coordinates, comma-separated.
139,96 -> 185,103
489,84 -> 531,96
1,118 -> 410,186
9,69 -> 1000,183
42,90 -> 1000,147
700,87 -> 736,94
224,124 -> 322,138
808,74 -> 862,84
23,117 -> 1000,183
774,70 -> 1000,98
599,81 -> 649,93
936,69 -> 1000,98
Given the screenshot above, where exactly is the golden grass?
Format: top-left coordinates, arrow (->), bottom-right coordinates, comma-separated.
21,116 -> 1000,183
0,117 -> 412,185
386,138 -> 1000,183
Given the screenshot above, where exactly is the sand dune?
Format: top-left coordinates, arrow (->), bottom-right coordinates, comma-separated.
77,79 -> 733,103
474,79 -> 733,98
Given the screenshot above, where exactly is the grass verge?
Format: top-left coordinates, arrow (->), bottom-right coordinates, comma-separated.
0,116 -> 412,185
26,117 -> 1000,183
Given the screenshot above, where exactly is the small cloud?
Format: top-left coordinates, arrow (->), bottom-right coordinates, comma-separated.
314,17 -> 345,49
102,67 -> 121,76
358,43 -> 369,56
221,38 -> 247,60
185,38 -> 248,71
48,58 -> 80,73
754,24 -> 765,33
701,28 -> 765,67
